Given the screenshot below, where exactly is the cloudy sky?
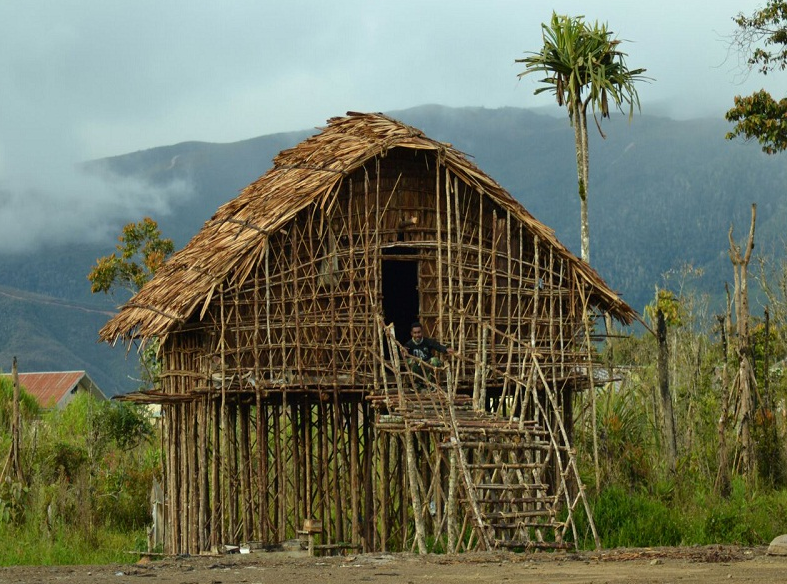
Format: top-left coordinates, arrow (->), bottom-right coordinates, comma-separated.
1,0 -> 784,252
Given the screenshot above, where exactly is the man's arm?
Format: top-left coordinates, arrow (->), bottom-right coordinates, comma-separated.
426,338 -> 454,355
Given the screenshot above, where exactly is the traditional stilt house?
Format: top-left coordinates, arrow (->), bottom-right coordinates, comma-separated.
101,112 -> 634,555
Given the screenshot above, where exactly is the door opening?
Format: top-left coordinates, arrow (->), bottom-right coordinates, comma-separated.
381,257 -> 419,349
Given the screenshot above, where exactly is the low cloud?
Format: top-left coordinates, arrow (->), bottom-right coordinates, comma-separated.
0,161 -> 193,254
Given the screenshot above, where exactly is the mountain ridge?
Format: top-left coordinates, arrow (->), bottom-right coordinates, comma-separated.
1,104 -> 784,394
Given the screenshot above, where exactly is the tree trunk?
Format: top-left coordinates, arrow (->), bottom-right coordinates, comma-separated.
572,101 -> 591,264
728,204 -> 757,481
657,310 -> 677,473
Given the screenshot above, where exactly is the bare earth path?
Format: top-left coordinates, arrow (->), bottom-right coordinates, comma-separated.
0,546 -> 785,584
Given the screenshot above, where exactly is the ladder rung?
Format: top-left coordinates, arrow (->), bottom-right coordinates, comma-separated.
488,521 -> 560,529
474,483 -> 543,490
482,510 -> 555,519
440,441 -> 552,450
462,496 -> 553,504
466,462 -> 541,470
493,540 -> 572,550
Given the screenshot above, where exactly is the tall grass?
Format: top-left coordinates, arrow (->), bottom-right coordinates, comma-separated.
576,478 -> 787,549
0,523 -> 144,565
0,393 -> 156,566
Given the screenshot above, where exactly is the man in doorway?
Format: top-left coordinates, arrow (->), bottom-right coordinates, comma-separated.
405,321 -> 454,388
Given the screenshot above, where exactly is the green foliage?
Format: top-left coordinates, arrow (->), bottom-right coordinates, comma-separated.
726,1 -> 787,153
43,392 -> 153,460
87,217 -> 171,390
2,392 -> 161,561
0,376 -> 41,432
587,485 -> 682,548
726,90 -> 787,153
0,479 -> 29,525
752,407 -> 786,488
586,382 -> 657,488
644,288 -> 684,328
0,522 -> 143,565
577,479 -> 787,549
732,0 -> 787,74
516,12 -> 648,121
517,12 -> 648,261
87,217 -> 174,296
44,442 -> 88,483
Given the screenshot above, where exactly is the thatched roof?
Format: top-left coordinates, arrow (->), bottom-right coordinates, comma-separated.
100,112 -> 634,344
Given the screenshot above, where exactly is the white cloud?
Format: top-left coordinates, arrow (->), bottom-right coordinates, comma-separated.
0,0 -> 785,252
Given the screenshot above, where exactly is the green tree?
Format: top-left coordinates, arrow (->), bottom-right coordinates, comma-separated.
88,217 -> 174,296
517,12 -> 647,263
88,217 -> 173,389
726,1 -> 787,153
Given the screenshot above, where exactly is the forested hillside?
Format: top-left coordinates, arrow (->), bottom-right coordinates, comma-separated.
1,105 -> 784,394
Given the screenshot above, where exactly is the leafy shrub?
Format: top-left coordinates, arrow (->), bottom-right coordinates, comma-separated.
587,485 -> 682,548
0,478 -> 29,525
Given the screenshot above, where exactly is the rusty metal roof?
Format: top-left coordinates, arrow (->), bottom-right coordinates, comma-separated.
0,370 -> 105,408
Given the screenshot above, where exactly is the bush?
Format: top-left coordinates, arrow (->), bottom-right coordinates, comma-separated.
577,478 -> 787,549
587,485 -> 682,548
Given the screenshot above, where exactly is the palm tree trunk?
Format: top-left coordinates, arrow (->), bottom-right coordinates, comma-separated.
572,102 -> 591,264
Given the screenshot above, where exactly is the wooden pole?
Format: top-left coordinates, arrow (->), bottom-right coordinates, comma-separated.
10,357 -> 22,482
657,309 -> 677,473
350,400 -> 361,548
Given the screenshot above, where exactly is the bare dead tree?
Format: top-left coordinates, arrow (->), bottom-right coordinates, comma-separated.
728,204 -> 758,481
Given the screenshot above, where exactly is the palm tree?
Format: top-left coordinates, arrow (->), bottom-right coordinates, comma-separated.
517,12 -> 647,264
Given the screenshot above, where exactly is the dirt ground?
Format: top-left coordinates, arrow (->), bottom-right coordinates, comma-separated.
0,545 -> 785,584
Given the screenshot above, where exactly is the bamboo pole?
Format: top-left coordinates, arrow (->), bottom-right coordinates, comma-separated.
228,402 -> 238,543
381,430 -> 390,550
350,400 -> 360,547
577,284 -> 599,491
348,180 -> 358,384
491,209 -> 498,370
211,397 -> 220,549
385,329 -> 427,553
445,363 -> 492,551
319,399 -> 329,543
436,163 -> 444,338
290,399 -> 300,535
447,447 -> 458,553
304,401 -> 313,524
274,402 -> 284,540
332,392 -> 344,542
260,400 -> 270,542
363,402 -> 374,551
473,193 -> 484,406
240,403 -> 253,543
189,401 -> 198,553
199,397 -> 208,551
219,285 -> 228,545
455,179 -> 467,382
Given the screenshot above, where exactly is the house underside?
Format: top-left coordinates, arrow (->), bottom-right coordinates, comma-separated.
106,114 -> 634,555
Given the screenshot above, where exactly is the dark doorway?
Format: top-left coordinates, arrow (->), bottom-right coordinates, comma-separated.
382,257 -> 419,348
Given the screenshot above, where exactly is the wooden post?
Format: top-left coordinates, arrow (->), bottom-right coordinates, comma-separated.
657,309 -> 677,473
350,400 -> 360,548
10,357 -> 22,482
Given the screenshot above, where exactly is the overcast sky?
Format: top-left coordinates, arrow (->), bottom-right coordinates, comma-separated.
1,0 -> 784,253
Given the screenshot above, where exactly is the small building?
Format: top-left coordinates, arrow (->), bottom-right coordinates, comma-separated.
101,112 -> 635,555
1,370 -> 107,409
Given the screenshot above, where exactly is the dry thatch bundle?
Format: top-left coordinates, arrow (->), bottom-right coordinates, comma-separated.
100,111 -> 633,345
